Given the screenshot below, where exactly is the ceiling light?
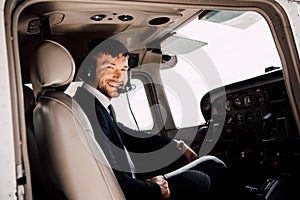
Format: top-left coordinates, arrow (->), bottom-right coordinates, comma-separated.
118,15 -> 133,22
90,14 -> 106,21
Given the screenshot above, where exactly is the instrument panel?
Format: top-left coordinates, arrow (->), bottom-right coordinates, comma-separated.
199,69 -> 300,186
200,70 -> 299,143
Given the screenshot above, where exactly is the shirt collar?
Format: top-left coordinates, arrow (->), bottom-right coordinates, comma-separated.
82,83 -> 111,111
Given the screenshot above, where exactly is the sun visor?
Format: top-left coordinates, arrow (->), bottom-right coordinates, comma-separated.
161,34 -> 207,55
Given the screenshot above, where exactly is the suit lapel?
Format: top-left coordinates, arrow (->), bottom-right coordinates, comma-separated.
94,101 -> 125,146
74,87 -> 124,147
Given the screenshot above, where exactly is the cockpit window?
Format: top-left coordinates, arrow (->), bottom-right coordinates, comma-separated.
161,10 -> 282,128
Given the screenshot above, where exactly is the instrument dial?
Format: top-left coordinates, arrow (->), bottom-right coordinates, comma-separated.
233,97 -> 242,109
243,95 -> 252,108
245,111 -> 255,125
226,100 -> 232,112
226,114 -> 233,124
235,113 -> 243,125
255,93 -> 264,107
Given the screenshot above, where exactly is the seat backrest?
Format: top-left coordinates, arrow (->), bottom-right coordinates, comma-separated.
23,84 -> 67,200
30,40 -> 125,200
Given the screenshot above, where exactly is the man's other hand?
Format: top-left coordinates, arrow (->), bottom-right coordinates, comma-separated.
175,140 -> 199,162
147,175 -> 170,199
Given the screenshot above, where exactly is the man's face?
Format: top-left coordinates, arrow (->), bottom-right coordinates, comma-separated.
95,53 -> 129,99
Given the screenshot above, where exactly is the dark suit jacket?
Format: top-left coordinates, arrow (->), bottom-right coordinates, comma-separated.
74,87 -> 177,200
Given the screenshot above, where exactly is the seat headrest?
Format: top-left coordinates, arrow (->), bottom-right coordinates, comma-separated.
30,40 -> 75,98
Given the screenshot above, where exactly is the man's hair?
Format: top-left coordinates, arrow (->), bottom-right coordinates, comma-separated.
77,38 -> 129,82
89,38 -> 129,58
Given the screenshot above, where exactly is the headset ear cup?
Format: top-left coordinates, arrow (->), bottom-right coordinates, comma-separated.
77,55 -> 96,82
86,65 -> 96,82
78,65 -> 95,82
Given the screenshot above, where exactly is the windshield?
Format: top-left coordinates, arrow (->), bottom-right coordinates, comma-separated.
176,10 -> 281,86
160,10 -> 282,127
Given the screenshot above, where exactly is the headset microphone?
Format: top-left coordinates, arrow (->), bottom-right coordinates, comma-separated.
117,87 -> 128,93
117,82 -> 133,93
117,69 -> 133,93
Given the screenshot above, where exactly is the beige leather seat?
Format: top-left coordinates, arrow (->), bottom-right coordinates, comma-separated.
30,40 -> 125,200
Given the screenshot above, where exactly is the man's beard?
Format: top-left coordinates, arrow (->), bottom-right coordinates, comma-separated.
97,86 -> 119,98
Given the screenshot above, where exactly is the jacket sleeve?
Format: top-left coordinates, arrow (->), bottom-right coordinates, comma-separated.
100,128 -> 162,200
100,134 -> 163,200
117,123 -> 177,153
113,169 -> 162,200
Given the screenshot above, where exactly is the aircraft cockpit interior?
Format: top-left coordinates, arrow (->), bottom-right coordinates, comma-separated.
4,0 -> 299,199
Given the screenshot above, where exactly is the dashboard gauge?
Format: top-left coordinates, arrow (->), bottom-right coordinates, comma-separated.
233,97 -> 242,109
243,95 -> 252,108
255,93 -> 264,107
226,100 -> 232,112
226,114 -> 233,124
234,113 -> 244,125
245,111 -> 255,125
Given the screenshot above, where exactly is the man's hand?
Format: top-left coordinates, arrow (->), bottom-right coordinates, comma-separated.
176,140 -> 199,162
182,143 -> 199,162
147,175 -> 170,199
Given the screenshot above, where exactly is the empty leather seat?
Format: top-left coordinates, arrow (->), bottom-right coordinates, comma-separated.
30,40 -> 125,200
23,84 -> 66,200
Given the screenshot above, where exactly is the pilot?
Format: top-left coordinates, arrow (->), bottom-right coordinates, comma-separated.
74,38 -> 233,200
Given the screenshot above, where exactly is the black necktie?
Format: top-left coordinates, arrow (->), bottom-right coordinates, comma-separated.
108,104 -> 136,178
108,104 -> 117,122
